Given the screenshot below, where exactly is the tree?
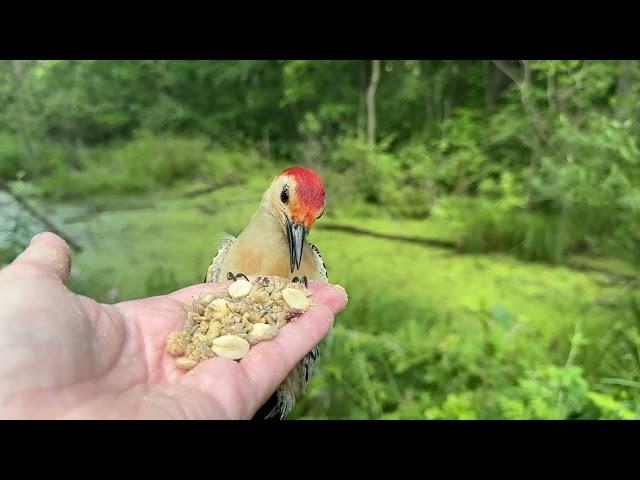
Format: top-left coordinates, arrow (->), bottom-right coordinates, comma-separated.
367,60 -> 381,146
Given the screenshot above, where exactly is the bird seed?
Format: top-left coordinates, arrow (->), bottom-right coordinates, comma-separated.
166,276 -> 313,370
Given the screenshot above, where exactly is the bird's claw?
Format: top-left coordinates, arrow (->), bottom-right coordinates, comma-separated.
227,272 -> 249,282
292,276 -> 308,288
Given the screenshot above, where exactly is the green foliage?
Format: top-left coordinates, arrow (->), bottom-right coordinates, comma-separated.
0,133 -> 69,180
327,137 -> 434,218
431,108 -> 492,194
293,279 -> 640,419
36,132 -> 266,200
145,266 -> 180,296
497,365 -> 590,419
588,392 -> 638,420
2,59 -> 639,264
455,198 -> 569,263
0,133 -> 26,180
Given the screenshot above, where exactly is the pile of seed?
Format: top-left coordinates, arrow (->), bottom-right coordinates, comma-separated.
166,276 -> 312,370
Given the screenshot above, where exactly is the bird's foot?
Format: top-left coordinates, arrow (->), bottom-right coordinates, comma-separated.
227,272 -> 249,282
292,276 -> 308,288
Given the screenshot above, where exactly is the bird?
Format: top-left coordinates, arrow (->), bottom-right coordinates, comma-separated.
204,166 -> 328,420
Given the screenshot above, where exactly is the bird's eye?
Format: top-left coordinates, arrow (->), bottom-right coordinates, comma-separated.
280,186 -> 289,204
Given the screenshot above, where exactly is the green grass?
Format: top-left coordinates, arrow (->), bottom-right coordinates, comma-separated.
33,176 -> 639,419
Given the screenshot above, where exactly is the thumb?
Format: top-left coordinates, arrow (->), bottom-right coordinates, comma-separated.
10,232 -> 72,285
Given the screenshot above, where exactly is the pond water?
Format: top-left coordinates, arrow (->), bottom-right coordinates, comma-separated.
0,191 -> 74,261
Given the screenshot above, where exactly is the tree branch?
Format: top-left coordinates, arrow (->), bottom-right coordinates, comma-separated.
492,60 -> 549,146
546,63 -> 557,112
492,60 -> 521,85
0,180 -> 82,252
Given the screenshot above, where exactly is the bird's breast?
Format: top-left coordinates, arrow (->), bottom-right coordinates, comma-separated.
220,236 -> 322,281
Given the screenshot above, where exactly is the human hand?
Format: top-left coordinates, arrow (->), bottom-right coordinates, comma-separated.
0,232 -> 347,419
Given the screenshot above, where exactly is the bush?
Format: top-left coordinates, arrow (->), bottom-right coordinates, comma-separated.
0,133 -> 25,180
456,200 -> 569,264
292,280 -> 640,419
328,137 -> 434,218
37,132 -> 266,200
0,133 -> 75,182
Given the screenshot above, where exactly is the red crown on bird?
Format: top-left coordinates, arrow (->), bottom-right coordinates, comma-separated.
279,166 -> 325,229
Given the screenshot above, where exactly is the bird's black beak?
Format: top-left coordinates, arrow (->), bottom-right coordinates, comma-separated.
286,216 -> 307,273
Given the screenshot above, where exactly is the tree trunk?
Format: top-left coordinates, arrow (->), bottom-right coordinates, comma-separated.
367,60 -> 381,146
433,61 -> 444,122
358,61 -> 366,140
454,61 -> 468,108
483,60 -> 497,110
615,60 -> 635,121
423,61 -> 435,122
443,61 -> 453,120
491,60 -> 547,209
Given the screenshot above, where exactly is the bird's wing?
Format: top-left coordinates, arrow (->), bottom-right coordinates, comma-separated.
205,233 -> 236,283
309,242 -> 328,280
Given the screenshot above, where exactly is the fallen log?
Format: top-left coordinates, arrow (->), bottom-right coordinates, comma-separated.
0,179 -> 83,252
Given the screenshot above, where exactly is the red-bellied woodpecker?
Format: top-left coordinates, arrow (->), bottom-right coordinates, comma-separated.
205,166 -> 328,419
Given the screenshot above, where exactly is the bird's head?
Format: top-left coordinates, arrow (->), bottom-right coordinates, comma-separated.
266,166 -> 326,273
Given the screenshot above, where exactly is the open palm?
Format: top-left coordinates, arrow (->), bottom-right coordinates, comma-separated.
0,232 -> 347,419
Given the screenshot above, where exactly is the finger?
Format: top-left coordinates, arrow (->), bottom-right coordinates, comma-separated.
10,232 -> 72,285
239,303 -> 335,409
307,281 -> 349,315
